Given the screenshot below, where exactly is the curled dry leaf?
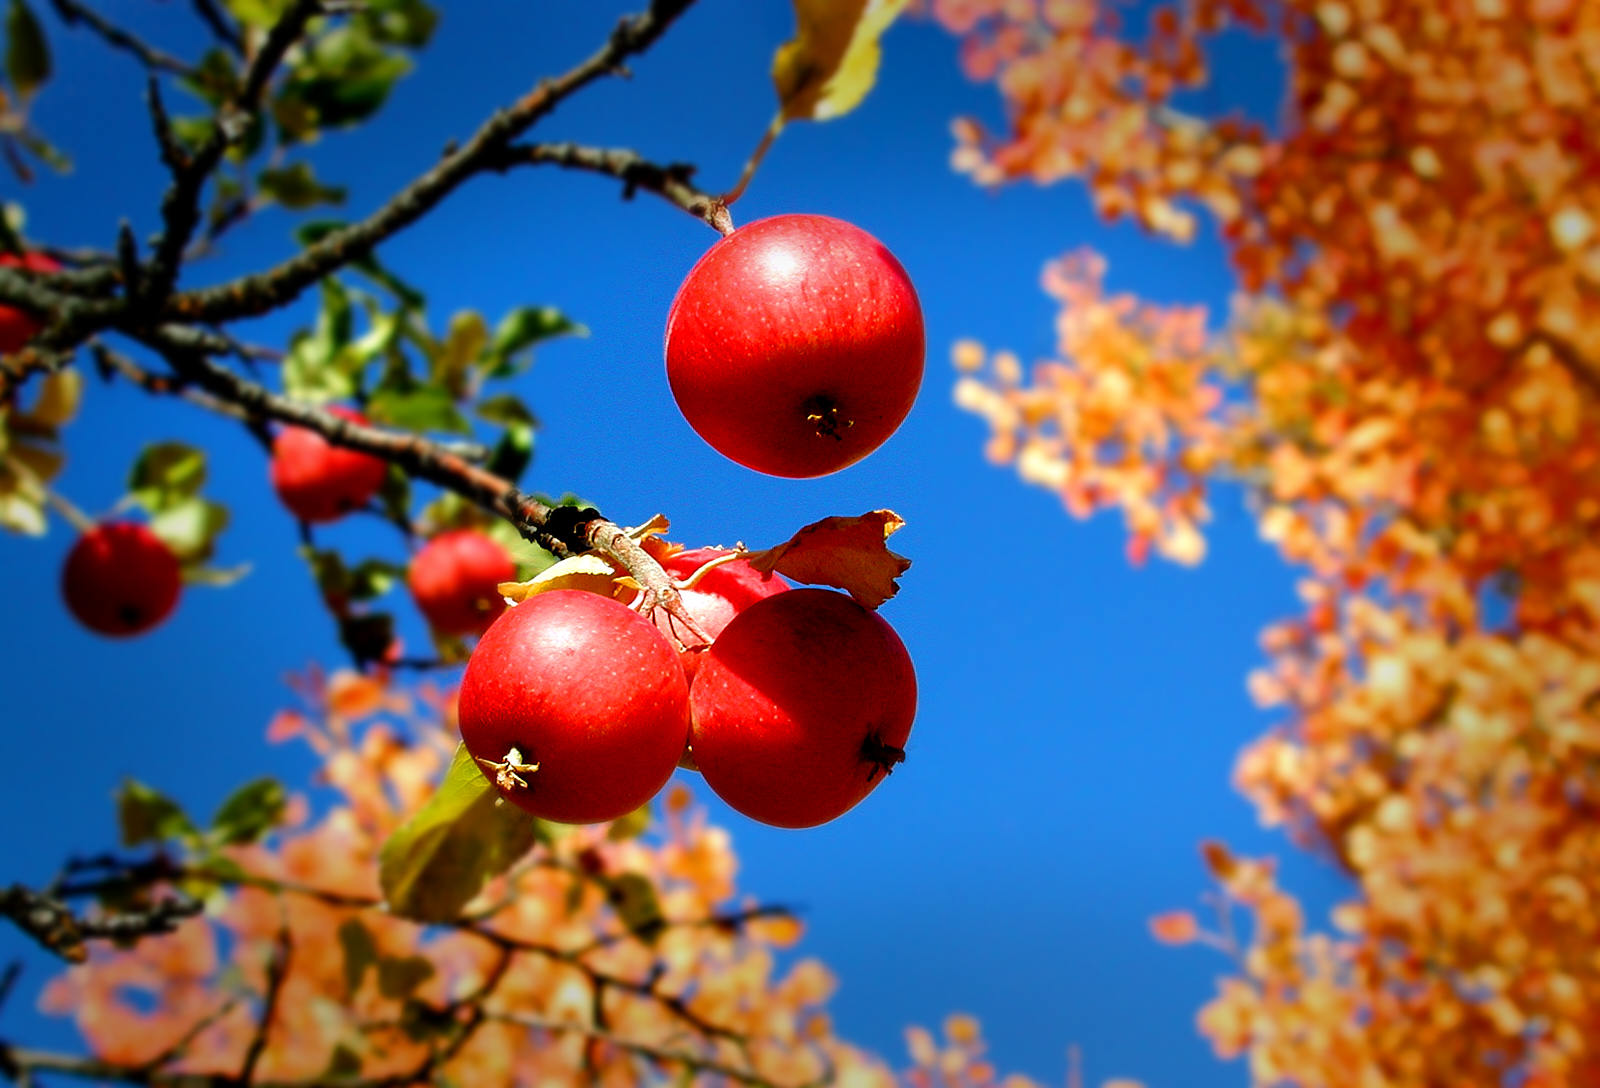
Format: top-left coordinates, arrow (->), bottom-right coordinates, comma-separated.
745,509 -> 910,609
498,553 -> 636,606
773,0 -> 909,123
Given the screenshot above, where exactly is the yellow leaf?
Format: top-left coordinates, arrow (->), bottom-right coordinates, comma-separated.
773,0 -> 908,123
745,509 -> 911,609
498,553 -> 636,605
19,369 -> 82,430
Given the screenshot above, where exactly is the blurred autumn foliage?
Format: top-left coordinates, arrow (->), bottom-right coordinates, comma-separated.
39,668 -> 1049,1088
941,0 -> 1600,1083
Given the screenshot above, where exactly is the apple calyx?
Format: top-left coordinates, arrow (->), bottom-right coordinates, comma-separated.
860,732 -> 906,783
479,746 -> 540,792
804,395 -> 854,441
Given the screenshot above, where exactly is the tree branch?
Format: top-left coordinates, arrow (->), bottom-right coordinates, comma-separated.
46,0 -> 196,77
491,142 -> 733,234
166,0 -> 702,324
0,884 -> 202,964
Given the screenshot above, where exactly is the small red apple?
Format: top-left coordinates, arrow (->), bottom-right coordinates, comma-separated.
409,529 -> 516,636
459,589 -> 690,824
664,214 -> 925,478
688,588 -> 917,829
61,522 -> 182,637
0,252 -> 62,355
652,547 -> 789,678
269,406 -> 389,524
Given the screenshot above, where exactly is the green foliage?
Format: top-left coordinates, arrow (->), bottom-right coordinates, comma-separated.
257,162 -> 347,210
127,442 -> 235,571
5,0 -> 48,101
118,780 -> 198,848
210,778 -> 287,846
378,743 -> 540,923
0,370 -> 78,536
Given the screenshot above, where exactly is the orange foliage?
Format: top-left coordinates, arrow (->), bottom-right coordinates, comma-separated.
41,667 -> 1074,1088
940,0 -> 1600,1083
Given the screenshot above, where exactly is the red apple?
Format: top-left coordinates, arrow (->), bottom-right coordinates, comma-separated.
61,522 -> 182,637
688,588 -> 917,828
0,252 -> 61,355
269,406 -> 389,524
664,214 -> 924,478
409,529 -> 516,636
653,547 -> 789,678
459,589 -> 690,824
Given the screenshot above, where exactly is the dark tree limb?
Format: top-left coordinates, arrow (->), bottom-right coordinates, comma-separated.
167,0 -> 701,324
46,0 -> 196,77
0,884 -> 202,964
491,142 -> 733,234
189,0 -> 243,55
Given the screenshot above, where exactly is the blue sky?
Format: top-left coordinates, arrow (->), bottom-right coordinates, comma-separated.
0,4 -> 1345,1085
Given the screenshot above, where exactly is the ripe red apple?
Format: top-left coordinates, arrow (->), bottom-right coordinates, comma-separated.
458,589 -> 690,824
664,214 -> 924,478
0,252 -> 61,355
269,406 -> 389,523
409,529 -> 516,636
688,588 -> 917,829
653,547 -> 789,678
61,522 -> 182,637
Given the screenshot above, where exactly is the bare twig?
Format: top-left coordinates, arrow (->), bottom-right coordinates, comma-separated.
167,0 -> 701,324
46,0 -> 196,76
190,0 -> 244,54
237,924 -> 291,1086
0,884 -> 202,963
494,142 -> 732,234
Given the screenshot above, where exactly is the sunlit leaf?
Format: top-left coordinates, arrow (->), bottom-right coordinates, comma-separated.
128,443 -> 207,513
745,509 -> 910,608
378,743 -> 540,923
498,554 -> 633,606
149,497 -> 229,563
772,0 -> 907,123
210,778 -> 286,846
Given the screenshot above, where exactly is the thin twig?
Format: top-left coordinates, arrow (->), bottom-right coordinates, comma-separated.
46,0 -> 196,76
190,0 -> 243,54
493,142 -> 732,234
237,923 -> 291,1086
166,0 -> 702,324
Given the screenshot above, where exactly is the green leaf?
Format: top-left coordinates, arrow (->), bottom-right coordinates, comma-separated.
431,311 -> 487,398
367,383 -> 469,434
324,1044 -> 363,1079
361,0 -> 438,47
338,918 -> 378,998
282,280 -> 358,401
6,0 -> 49,100
278,27 -> 412,132
118,780 -> 197,847
474,393 -> 537,429
482,306 -> 585,378
181,562 -> 252,587
181,48 -> 241,107
378,743 -> 540,923
222,0 -> 289,30
18,369 -> 81,430
210,778 -> 286,846
377,955 -> 435,999
127,442 -> 207,512
347,557 -> 404,601
603,873 -> 665,944
606,802 -> 652,842
149,497 -> 229,563
258,162 -> 348,210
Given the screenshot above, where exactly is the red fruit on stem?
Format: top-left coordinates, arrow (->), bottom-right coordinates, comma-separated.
409,529 -> 517,636
664,214 -> 925,478
0,253 -> 62,355
269,406 -> 389,523
459,589 -> 690,824
688,588 -> 917,829
61,522 -> 182,637
653,547 -> 789,678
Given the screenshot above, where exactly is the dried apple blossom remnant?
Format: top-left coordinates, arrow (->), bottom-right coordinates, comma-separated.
35,667 -> 1060,1088
941,0 -> 1600,1083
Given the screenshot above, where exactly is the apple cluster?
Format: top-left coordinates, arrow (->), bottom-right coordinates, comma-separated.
457,552 -> 916,830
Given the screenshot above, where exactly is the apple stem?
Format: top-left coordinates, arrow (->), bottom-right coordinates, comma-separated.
720,117 -> 782,209
860,733 -> 906,782
3,454 -> 98,534
672,549 -> 746,593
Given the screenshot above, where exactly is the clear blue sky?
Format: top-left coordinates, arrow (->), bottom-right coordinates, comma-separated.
0,4 -> 1347,1085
